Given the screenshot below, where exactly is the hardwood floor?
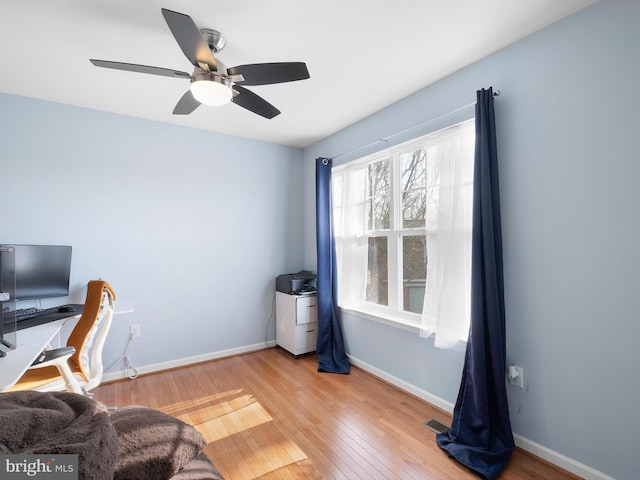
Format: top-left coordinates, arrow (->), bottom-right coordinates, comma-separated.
93,348 -> 579,480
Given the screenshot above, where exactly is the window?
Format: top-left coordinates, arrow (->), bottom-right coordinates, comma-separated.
332,120 -> 475,346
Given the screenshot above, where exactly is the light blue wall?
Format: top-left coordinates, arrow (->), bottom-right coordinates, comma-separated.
0,94 -> 304,369
303,1 -> 640,479
2,1 -> 638,477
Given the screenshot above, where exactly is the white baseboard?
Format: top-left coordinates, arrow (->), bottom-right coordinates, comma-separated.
512,434 -> 615,480
102,340 -> 276,383
347,354 -> 613,480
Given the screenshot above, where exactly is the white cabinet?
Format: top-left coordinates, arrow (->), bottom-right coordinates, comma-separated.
275,291 -> 318,357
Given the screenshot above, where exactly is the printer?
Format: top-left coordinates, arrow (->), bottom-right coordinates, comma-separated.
276,271 -> 317,295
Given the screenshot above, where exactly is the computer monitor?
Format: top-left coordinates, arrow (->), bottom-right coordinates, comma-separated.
0,244 -> 72,301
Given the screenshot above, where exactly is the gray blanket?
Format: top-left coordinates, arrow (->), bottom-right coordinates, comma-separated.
0,391 -> 118,480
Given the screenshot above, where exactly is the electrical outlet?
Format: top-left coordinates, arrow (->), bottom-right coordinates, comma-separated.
130,324 -> 141,338
508,366 -> 524,388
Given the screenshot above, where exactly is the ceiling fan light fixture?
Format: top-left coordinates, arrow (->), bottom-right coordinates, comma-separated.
190,77 -> 232,106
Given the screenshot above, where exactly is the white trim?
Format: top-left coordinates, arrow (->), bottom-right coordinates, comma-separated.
512,434 -> 615,480
340,306 -> 422,334
347,353 -> 614,480
102,340 -> 276,382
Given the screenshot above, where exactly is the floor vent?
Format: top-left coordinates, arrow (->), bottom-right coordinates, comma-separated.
423,419 -> 450,434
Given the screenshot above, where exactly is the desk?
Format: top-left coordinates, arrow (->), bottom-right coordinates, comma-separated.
0,316 -> 78,392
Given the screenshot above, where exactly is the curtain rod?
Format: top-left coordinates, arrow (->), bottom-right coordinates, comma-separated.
330,89 -> 500,162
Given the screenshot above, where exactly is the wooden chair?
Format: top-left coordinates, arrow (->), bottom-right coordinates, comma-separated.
7,280 -> 116,395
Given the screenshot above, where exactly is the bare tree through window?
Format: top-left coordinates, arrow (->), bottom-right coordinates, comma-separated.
401,149 -> 427,313
402,149 -> 426,228
365,159 -> 390,305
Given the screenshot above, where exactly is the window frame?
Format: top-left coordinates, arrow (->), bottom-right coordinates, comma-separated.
332,120 -> 474,333
333,138 -> 431,330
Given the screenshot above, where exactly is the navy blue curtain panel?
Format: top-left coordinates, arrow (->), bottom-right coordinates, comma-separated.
315,157 -> 350,374
436,88 -> 514,479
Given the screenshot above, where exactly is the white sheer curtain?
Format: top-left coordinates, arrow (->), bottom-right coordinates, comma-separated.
332,164 -> 369,310
420,120 -> 475,348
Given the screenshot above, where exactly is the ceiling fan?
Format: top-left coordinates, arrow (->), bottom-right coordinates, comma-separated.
89,8 -> 310,119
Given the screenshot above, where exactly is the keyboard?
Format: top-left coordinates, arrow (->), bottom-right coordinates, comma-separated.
2,304 -> 84,331
14,307 -> 43,320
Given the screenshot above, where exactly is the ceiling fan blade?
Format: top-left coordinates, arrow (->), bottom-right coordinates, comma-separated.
89,59 -> 191,79
173,90 -> 201,115
232,85 -> 280,119
161,8 -> 218,72
227,62 -> 310,86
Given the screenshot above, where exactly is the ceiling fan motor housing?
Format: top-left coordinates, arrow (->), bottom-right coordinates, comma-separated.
200,28 -> 226,53
192,70 -> 231,87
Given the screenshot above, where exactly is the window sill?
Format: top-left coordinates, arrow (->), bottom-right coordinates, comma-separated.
338,305 -> 468,349
338,306 -> 422,335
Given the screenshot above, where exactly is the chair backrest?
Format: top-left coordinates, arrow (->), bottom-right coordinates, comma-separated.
66,280 -> 116,390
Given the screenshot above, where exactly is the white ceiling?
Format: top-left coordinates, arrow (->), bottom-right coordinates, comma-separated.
0,0 -> 597,148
